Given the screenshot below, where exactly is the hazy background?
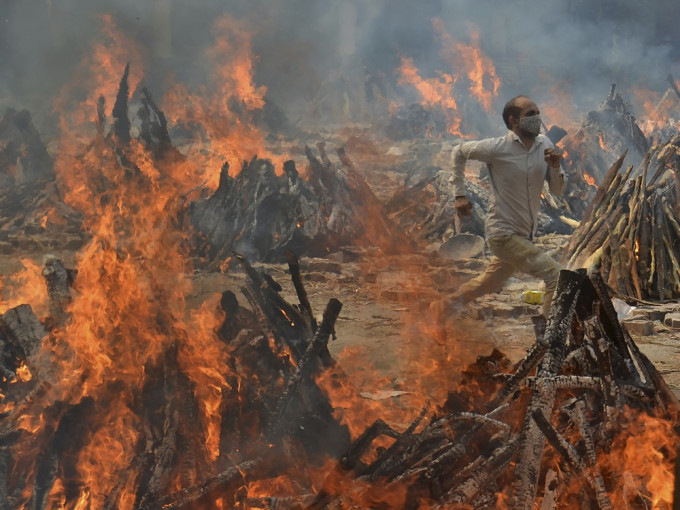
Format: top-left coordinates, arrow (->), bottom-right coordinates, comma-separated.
1,0 -> 679,137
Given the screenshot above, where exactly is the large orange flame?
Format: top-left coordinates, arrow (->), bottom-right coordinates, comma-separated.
396,55 -> 464,137
7,15 -> 266,508
162,14 -> 287,188
433,19 -> 501,114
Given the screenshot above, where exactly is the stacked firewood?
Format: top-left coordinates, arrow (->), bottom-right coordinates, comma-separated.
302,270 -> 680,509
563,135 -> 680,301
189,140 -> 410,264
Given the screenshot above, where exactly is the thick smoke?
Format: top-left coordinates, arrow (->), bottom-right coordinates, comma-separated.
1,0 -> 679,135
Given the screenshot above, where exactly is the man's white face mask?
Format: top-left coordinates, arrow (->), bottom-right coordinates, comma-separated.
519,114 -> 542,137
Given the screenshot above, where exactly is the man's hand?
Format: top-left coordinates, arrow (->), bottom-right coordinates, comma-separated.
454,196 -> 472,217
544,148 -> 563,168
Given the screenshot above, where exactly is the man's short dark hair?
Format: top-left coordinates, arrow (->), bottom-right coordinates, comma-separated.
502,95 -> 528,129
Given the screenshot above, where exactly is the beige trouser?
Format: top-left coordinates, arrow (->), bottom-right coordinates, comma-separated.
452,234 -> 563,316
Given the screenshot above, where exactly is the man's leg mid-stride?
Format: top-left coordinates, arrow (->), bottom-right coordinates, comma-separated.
487,234 -> 562,316
444,234 -> 562,316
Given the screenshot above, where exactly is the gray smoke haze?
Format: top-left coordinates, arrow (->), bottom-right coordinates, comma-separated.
1,0 -> 679,137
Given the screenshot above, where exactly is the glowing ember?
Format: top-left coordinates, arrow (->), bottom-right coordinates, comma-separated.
583,171 -> 597,187
15,363 -> 32,383
598,132 -> 607,150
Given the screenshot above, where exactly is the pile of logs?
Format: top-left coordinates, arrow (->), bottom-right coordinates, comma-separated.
0,108 -> 83,250
560,84 -> 649,187
563,134 -> 680,301
302,269 -> 680,508
0,108 -> 53,187
189,140 -> 410,264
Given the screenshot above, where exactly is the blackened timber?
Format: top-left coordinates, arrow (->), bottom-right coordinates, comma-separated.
0,304 -> 46,377
511,269 -> 586,510
42,256 -> 75,327
524,375 -> 601,392
339,419 -> 401,472
143,458 -> 262,510
134,340 -> 214,508
96,96 -> 106,140
443,437 -> 520,505
285,250 -> 318,334
363,402 -> 430,481
139,87 -> 174,158
531,410 -> 612,510
30,397 -> 95,510
486,340 -> 548,412
563,399 -> 607,492
234,252 -> 310,360
111,63 -> 131,146
268,298 -> 342,441
588,273 -> 636,380
306,421 -> 401,510
623,328 -> 680,419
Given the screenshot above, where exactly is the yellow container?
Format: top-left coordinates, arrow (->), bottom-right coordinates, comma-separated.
521,290 -> 544,305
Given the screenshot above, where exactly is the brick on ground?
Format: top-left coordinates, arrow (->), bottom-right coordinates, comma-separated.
664,312 -> 680,329
623,319 -> 655,336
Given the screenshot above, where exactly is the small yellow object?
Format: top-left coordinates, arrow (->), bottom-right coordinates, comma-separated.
521,290 -> 544,305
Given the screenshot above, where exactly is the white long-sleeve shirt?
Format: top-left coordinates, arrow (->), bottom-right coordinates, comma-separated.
451,131 -> 566,239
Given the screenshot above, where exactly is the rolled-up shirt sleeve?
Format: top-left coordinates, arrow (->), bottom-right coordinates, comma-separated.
451,139 -> 495,197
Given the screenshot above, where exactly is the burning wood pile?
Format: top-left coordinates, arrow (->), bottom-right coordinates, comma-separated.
561,84 -> 649,187
0,108 -> 83,251
190,141 -> 409,263
0,251 -> 352,509
642,75 -> 680,142
0,108 -> 53,187
301,269 -> 680,509
1,50 -> 678,509
563,135 -> 680,301
5,253 -> 677,508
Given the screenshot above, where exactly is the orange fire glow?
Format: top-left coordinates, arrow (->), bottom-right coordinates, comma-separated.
162,14 -> 288,188
11,15 -> 258,508
539,80 -> 580,133
631,85 -> 680,138
396,56 -> 464,137
0,258 -> 49,320
597,132 -> 605,150
433,19 -> 501,113
396,19 -> 501,138
3,8 -> 678,509
51,14 -> 144,140
583,170 -> 597,187
599,410 -> 676,508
